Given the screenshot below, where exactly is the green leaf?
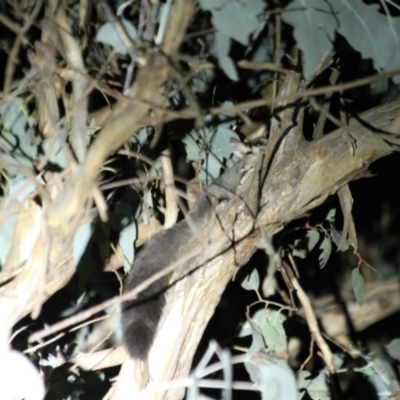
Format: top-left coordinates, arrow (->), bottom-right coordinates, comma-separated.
298,370 -> 331,399
283,0 -> 400,83
0,98 -> 29,137
73,223 -> 93,267
214,32 -> 238,81
119,222 -> 136,272
247,314 -> 265,354
218,55 -> 238,82
199,0 -> 265,45
329,0 -> 400,84
241,268 -> 260,291
198,0 -> 225,10
369,358 -> 400,393
245,309 -> 287,355
386,339 -> 400,362
319,235 -> 332,268
182,134 -> 201,161
0,129 -> 38,168
293,229 -> 320,258
130,127 -> 149,147
258,362 -> 298,400
182,126 -> 240,184
326,208 -> 336,223
351,268 -> 366,306
110,198 -> 139,271
260,309 -> 287,354
245,360 -> 298,400
95,19 -> 137,55
6,175 -> 38,202
282,0 -> 336,79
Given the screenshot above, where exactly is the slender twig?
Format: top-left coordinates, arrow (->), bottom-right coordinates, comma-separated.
210,68 -> 400,115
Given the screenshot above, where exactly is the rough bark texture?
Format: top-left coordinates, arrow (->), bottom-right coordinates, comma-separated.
139,96 -> 400,399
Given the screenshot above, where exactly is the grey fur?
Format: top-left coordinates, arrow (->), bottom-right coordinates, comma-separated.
121,138 -> 267,359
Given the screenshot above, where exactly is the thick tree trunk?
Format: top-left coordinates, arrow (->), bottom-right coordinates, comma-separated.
124,94 -> 400,399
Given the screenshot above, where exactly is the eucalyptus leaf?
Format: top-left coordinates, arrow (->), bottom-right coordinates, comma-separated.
130,127 -> 149,147
245,359 -> 298,400
73,223 -> 93,267
318,235 -> 332,268
149,157 -> 162,179
6,175 -> 37,202
199,0 -> 265,45
0,193 -> 34,271
298,370 -> 330,400
241,268 -> 260,291
282,0 -> 335,79
200,155 -> 221,184
95,19 -> 137,55
386,338 -> 400,362
370,357 -> 400,394
110,199 -> 138,271
119,218 -> 137,272
351,268 -> 366,306
218,55 -> 239,81
214,32 -> 238,81
0,132 -> 37,167
259,309 -> 287,354
293,229 -> 320,259
330,1 -> 400,84
211,125 -> 240,161
283,0 -> 400,82
182,127 -> 240,184
325,208 -> 336,223
0,98 -> 28,137
258,363 -> 298,400
247,315 -> 265,355
182,134 -> 201,161
244,309 -> 287,355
